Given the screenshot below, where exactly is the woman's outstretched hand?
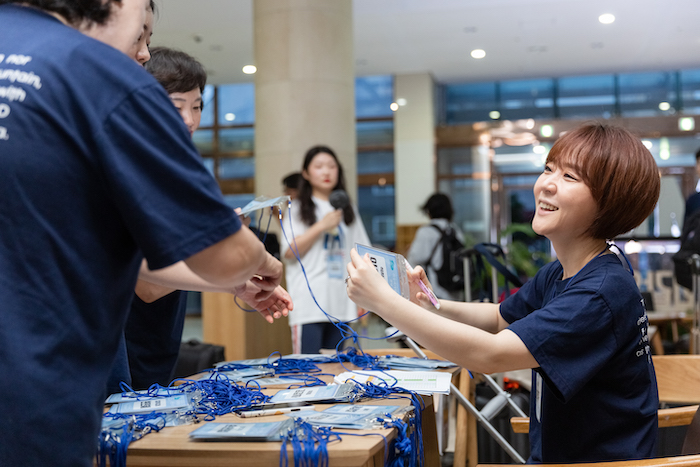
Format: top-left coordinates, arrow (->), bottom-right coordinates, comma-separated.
345,248 -> 395,313
405,263 -> 439,310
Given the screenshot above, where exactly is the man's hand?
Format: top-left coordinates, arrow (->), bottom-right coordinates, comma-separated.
233,282 -> 293,323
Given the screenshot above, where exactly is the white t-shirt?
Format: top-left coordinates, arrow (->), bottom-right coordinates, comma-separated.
281,197 -> 371,326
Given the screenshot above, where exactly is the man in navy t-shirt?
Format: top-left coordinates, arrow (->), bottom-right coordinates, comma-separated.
0,1 -> 284,466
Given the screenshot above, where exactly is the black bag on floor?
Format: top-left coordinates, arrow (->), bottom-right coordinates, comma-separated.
173,339 -> 225,378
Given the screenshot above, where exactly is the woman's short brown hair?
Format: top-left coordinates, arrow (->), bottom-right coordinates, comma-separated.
546,123 -> 660,240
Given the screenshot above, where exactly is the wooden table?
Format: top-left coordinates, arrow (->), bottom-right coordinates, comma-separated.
117,362 -> 441,467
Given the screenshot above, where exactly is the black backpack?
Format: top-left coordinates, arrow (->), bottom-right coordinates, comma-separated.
428,224 -> 466,292
673,210 -> 700,289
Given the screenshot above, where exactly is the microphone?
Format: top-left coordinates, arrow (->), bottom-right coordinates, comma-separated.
329,190 -> 349,210
328,190 -> 349,236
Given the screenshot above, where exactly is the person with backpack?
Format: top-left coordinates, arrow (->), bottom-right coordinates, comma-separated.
347,123 -> 660,463
407,193 -> 465,300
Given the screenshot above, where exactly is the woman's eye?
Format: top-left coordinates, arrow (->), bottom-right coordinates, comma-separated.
564,173 -> 578,181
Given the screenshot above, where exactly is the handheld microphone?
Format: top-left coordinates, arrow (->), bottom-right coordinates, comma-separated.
328,190 -> 349,236
329,190 -> 349,210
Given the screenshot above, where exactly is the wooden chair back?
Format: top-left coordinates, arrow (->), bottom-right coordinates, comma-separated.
653,355 -> 700,404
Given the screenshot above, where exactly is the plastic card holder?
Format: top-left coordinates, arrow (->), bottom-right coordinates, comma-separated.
105,387 -> 176,404
269,383 -> 356,404
189,419 -> 294,441
246,376 -> 308,386
288,404 -> 403,430
355,243 -> 410,300
199,367 -> 275,381
238,195 -> 290,217
108,394 -> 190,415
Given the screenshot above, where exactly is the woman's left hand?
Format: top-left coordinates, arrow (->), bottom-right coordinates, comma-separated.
346,248 -> 396,314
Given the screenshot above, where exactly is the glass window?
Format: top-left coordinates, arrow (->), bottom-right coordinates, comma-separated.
618,71 -> 677,117
192,129 -> 213,154
357,185 -> 395,248
223,193 -> 256,210
438,177 -> 489,244
355,75 -> 394,118
219,127 -> 254,153
357,150 -> 394,174
680,69 -> 700,115
218,157 -> 254,180
357,120 -> 394,148
199,85 -> 215,127
217,83 -> 255,125
437,146 -> 489,176
444,82 -> 497,124
557,74 -> 616,119
500,79 -> 554,120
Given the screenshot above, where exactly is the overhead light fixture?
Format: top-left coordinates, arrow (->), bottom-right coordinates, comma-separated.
660,137 -> 670,160
533,145 -> 547,155
540,124 -> 554,138
642,140 -> 653,150
679,117 -> 696,131
598,13 -> 615,24
242,65 -> 257,74
658,102 -> 671,111
224,113 -> 236,122
471,49 -> 486,59
489,110 -> 500,119
390,102 -> 399,112
396,98 -> 407,106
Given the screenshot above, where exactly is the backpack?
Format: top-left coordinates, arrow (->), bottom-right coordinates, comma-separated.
673,210 -> 700,289
428,224 -> 466,292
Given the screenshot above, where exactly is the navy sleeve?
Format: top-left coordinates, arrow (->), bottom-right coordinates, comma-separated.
99,84 -> 241,269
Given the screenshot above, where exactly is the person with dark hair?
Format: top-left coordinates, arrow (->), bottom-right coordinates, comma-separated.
105,46 -> 292,393
0,2 -> 285,466
281,146 -> 370,353
348,123 -> 660,463
282,171 -> 303,200
682,148 -> 700,224
407,193 -> 465,300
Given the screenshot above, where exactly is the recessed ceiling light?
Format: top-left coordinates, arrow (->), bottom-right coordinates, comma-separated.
598,13 -> 615,24
679,117 -> 696,131
390,102 -> 399,111
471,49 -> 486,59
540,125 -> 554,138
224,113 -> 236,122
489,110 -> 500,119
242,65 -> 257,74
396,98 -> 407,106
659,102 -> 671,111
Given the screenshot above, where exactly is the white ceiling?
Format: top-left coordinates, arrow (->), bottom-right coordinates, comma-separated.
151,0 -> 700,86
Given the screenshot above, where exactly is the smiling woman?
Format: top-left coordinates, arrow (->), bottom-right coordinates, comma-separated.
346,123 -> 662,464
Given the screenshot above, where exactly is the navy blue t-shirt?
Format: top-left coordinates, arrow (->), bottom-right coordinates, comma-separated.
126,291 -> 188,389
0,6 -> 240,466
500,254 -> 658,463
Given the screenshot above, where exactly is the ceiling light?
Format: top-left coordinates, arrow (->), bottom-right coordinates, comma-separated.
396,98 -> 407,106
540,125 -> 554,138
471,49 -> 486,59
533,145 -> 546,155
489,110 -> 500,119
679,117 -> 695,131
642,140 -> 653,150
224,113 -> 236,122
658,102 -> 671,111
598,13 -> 615,24
390,102 -> 399,111
242,65 -> 257,74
